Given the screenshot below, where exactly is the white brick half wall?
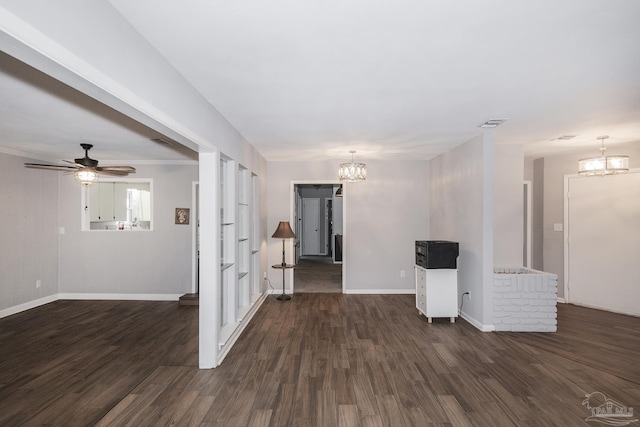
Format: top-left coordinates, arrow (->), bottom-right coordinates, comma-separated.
493,267 -> 558,332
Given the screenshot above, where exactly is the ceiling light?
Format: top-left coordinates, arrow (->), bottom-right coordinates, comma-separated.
74,168 -> 98,186
338,151 -> 367,182
479,119 -> 508,128
578,136 -> 629,176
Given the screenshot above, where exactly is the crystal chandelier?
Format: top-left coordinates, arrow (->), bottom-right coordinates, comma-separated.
338,150 -> 367,182
578,136 -> 629,176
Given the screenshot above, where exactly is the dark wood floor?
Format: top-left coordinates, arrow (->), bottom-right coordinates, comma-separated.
0,296 -> 638,426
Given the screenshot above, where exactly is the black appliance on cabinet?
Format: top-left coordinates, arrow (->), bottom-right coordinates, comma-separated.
415,240 -> 459,269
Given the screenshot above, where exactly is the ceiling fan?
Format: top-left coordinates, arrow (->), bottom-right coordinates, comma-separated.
25,143 -> 136,185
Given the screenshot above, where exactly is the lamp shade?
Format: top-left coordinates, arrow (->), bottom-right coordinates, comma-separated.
272,221 -> 296,239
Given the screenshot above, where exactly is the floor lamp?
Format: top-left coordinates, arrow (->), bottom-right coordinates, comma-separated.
272,221 -> 296,301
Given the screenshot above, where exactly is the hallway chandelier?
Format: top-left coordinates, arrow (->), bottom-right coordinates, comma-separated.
578,136 -> 629,176
338,150 -> 367,182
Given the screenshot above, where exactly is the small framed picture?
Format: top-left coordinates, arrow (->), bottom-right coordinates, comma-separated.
175,208 -> 190,225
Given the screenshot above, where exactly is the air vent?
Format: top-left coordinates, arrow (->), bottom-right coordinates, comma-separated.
479,119 -> 508,128
550,135 -> 577,141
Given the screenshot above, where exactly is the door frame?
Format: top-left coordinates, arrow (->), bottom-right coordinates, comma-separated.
523,180 -> 532,268
191,181 -> 199,294
290,180 -> 345,293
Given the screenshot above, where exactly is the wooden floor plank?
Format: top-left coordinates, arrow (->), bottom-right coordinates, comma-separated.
0,295 -> 639,426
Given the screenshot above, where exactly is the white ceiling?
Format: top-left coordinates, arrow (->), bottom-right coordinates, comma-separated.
0,51 -> 198,164
1,0 -> 639,164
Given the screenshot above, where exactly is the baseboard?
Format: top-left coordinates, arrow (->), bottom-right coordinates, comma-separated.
344,288 -> 415,295
460,310 -> 495,332
557,297 -> 566,303
1,293 -> 183,319
215,292 -> 268,367
0,294 -> 58,319
269,288 -> 415,295
58,293 -> 183,301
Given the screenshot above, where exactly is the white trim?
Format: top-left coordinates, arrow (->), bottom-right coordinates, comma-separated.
460,311 -> 495,332
192,181 -> 199,294
216,292 -> 267,366
81,178 -> 154,232
341,184 -> 347,294
58,293 -> 182,301
344,289 -> 415,294
290,180 -> 345,294
557,297 -> 566,304
563,173 -> 572,303
198,152 -> 220,369
0,294 -> 58,319
570,301 -> 640,318
0,293 -> 182,319
523,180 -> 532,268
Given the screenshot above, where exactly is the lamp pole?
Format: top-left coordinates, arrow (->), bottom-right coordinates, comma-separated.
277,238 -> 291,300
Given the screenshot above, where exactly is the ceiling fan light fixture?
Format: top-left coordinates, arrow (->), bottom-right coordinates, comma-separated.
578,136 -> 629,176
74,168 -> 98,186
24,144 -> 135,185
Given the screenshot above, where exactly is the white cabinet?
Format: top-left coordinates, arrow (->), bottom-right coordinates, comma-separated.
415,266 -> 458,323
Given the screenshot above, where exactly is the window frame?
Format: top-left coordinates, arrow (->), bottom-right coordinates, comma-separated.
80,177 -> 154,231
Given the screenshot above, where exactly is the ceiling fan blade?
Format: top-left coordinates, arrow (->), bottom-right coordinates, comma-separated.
97,169 -> 131,177
24,163 -> 79,171
97,166 -> 136,173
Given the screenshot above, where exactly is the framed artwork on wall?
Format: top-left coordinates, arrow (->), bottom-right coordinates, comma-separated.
175,208 -> 190,225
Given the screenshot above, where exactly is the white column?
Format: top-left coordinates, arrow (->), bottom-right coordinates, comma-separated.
199,151 -> 219,368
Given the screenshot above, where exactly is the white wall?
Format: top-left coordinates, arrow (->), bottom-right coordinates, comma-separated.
267,159 -> 429,293
493,144 -> 524,267
541,140 -> 640,298
430,134 -> 494,330
57,164 -> 198,296
0,152 -> 59,312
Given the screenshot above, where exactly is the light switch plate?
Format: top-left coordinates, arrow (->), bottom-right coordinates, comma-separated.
553,223 -> 563,232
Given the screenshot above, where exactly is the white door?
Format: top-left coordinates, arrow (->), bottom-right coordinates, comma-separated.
302,198 -> 321,255
567,172 -> 640,316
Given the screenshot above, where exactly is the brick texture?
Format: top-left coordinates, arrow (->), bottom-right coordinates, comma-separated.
493,268 -> 558,332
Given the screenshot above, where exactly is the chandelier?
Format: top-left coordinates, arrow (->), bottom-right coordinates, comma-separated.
578,136 -> 629,176
338,150 -> 367,182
